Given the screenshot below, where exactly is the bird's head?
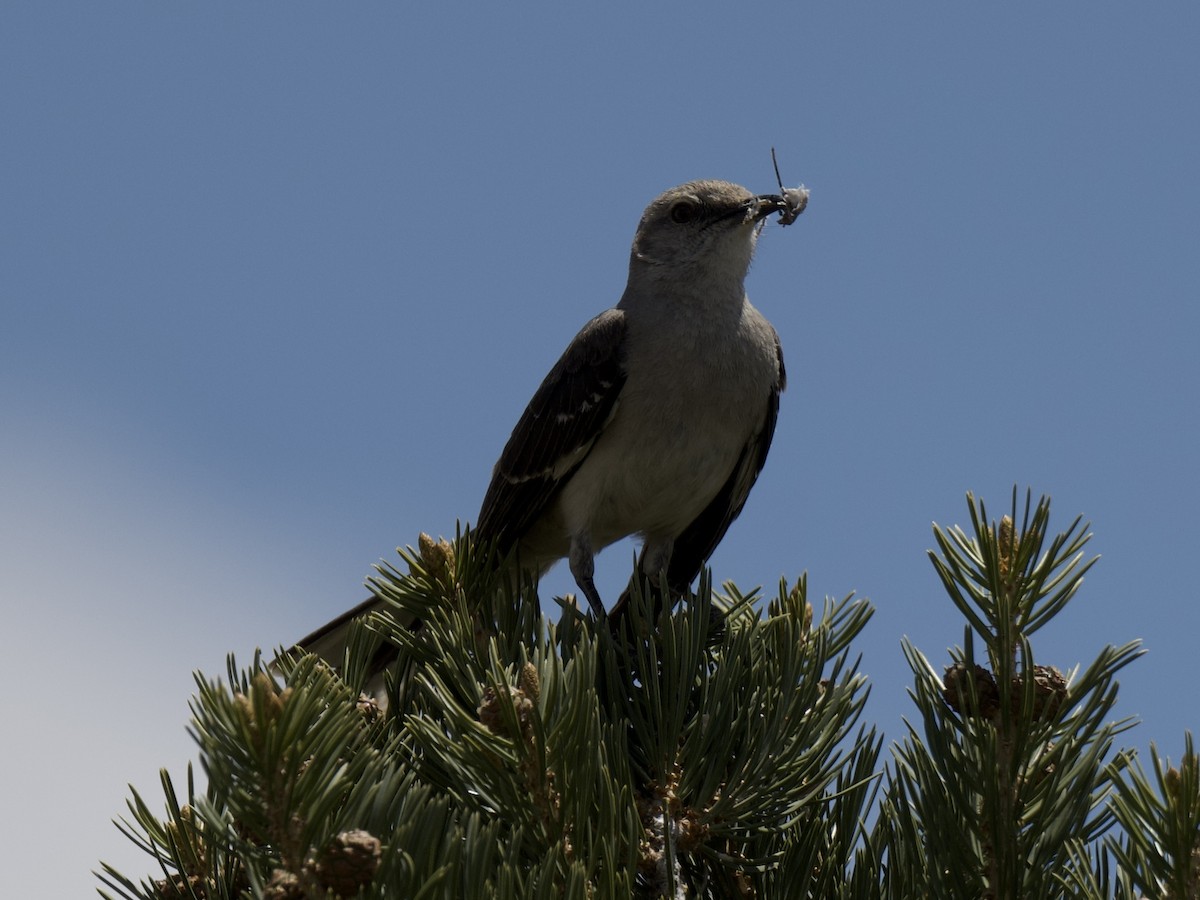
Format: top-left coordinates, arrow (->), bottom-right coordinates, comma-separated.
628,180 -> 806,279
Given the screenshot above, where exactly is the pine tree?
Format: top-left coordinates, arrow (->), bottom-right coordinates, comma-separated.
97,493 -> 1198,898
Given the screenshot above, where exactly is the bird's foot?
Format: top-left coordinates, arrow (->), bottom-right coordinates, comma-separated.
579,576 -> 607,620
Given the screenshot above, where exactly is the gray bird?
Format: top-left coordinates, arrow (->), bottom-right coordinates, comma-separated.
296,179 -> 806,663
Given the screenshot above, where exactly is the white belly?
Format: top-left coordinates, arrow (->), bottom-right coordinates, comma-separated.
560,407 -> 747,544
519,297 -> 780,565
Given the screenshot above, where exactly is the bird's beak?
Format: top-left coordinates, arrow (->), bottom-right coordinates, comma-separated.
753,188 -> 809,226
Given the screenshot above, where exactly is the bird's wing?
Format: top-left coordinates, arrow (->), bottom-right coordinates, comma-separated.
290,310 -> 626,674
665,330 -> 786,590
475,307 -> 628,552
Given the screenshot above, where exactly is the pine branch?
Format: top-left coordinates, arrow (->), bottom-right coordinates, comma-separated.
879,490 -> 1143,899
1107,733 -> 1200,898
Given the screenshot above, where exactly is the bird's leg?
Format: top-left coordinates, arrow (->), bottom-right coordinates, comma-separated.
639,539 -> 673,587
569,533 -> 607,618
633,539 -> 676,620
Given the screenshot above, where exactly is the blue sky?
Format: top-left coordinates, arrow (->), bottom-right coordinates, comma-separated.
3,4 -> 1198,893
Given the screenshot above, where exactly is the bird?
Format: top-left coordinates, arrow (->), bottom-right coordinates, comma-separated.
294,178 -> 806,665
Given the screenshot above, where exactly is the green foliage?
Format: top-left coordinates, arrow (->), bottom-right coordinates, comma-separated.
99,492 -> 1195,898
100,535 -> 876,898
1107,734 -> 1200,898
876,490 -> 1143,899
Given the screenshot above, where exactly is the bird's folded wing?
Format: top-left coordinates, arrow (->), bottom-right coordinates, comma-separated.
288,310 -> 627,669
475,307 -> 628,550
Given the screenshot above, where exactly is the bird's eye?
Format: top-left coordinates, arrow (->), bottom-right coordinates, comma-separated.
670,201 -> 698,224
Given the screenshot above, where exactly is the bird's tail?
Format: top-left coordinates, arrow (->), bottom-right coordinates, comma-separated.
280,526 -> 507,685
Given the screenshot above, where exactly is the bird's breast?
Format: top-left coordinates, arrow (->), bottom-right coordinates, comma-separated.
557,303 -> 780,545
